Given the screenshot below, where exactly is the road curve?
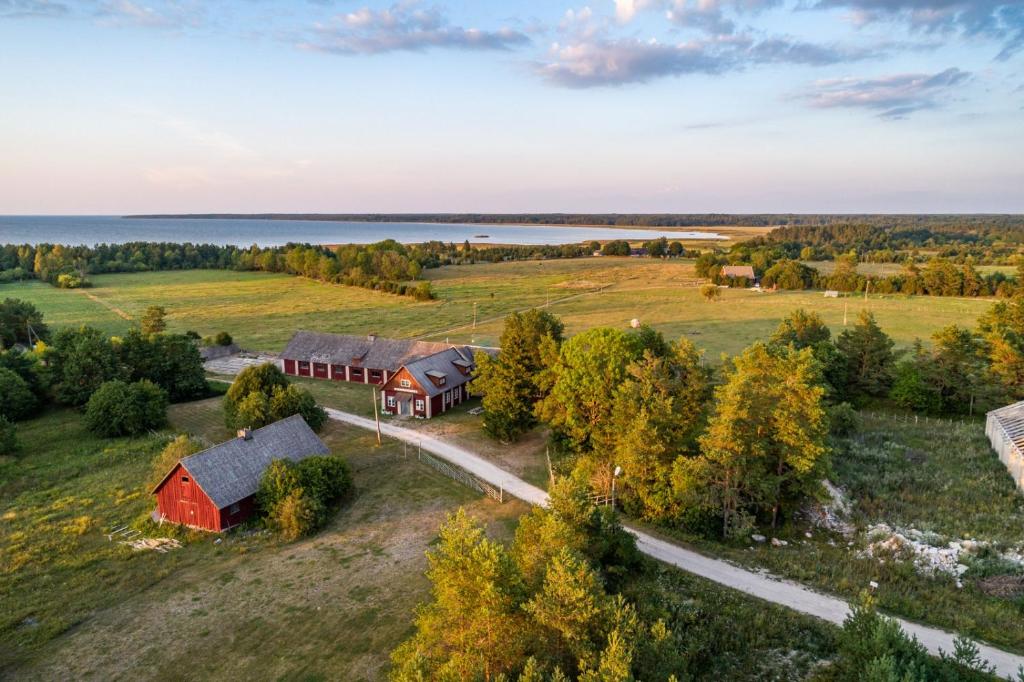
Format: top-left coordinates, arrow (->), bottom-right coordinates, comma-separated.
326,407 -> 1024,678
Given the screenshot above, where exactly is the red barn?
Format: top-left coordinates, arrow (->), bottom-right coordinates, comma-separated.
279,331 -> 454,385
380,346 -> 477,419
151,415 -> 329,532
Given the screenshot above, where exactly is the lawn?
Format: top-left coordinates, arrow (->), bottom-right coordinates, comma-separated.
0,404 -> 526,679
1,258 -> 995,360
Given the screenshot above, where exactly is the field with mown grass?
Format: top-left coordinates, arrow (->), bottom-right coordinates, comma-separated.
0,402 -> 526,679
804,261 -> 1017,277
0,257 -> 995,359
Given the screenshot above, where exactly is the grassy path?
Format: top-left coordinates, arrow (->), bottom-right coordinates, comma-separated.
327,407 -> 1024,679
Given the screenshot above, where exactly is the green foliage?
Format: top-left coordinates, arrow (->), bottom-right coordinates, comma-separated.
118,328 -> 208,403
0,415 -> 17,455
891,342 -> 942,413
835,310 -> 897,401
474,309 -> 564,442
48,326 -> 123,406
256,455 -> 352,536
677,343 -> 829,535
771,308 -> 831,349
140,305 -> 167,335
84,379 -> 168,437
601,240 -> 631,256
978,297 -> 1024,400
537,327 -> 642,454
827,401 -> 859,437
0,298 -> 49,348
224,364 -> 324,431
146,434 -> 203,490
0,367 -> 37,421
272,488 -> 320,541
611,341 -> 710,521
214,330 -> 233,346
0,348 -> 48,403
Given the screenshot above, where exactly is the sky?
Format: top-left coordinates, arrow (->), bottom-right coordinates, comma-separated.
0,0 -> 1022,214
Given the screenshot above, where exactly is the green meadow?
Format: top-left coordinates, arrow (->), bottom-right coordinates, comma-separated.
0,258 -> 994,359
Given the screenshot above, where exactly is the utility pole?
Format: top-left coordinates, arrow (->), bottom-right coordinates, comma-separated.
546,447 -> 554,486
472,301 -> 478,330
372,387 -> 382,446
843,300 -> 848,326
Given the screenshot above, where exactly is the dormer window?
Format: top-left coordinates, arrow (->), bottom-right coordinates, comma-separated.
438,376 -> 446,386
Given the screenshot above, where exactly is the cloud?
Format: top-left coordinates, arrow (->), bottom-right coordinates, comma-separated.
534,32 -> 881,87
0,0 -> 67,18
815,1 -> 1024,60
96,0 -> 204,30
300,2 -> 530,55
616,0 -> 783,34
802,66 -> 971,118
533,37 -> 735,87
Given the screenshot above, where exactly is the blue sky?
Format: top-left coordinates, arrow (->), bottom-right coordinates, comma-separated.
0,0 -> 1021,213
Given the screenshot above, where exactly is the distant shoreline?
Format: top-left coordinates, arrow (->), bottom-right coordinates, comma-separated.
123,213 -> 769,233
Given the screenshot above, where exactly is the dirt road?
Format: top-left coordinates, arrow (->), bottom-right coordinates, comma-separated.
326,407 -> 1024,678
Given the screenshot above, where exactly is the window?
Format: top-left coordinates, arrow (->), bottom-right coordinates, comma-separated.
229,503 -> 240,515
400,379 -> 411,388
370,370 -> 382,380
415,399 -> 424,411
387,396 -> 396,407
181,476 -> 190,483
445,390 -> 451,405
438,376 -> 446,386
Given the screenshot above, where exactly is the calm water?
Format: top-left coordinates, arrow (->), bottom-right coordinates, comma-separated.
0,216 -> 725,247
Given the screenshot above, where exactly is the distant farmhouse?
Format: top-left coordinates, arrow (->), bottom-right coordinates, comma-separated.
986,401 -> 1024,493
280,331 -> 480,419
720,265 -> 758,285
151,415 -> 329,532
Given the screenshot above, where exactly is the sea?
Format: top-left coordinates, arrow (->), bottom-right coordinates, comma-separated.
0,216 -> 725,247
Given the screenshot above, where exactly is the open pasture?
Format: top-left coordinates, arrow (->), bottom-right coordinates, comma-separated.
0,258 -> 994,360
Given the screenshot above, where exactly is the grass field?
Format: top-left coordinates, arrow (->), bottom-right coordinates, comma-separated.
0,258 -> 995,359
0,404 -> 526,679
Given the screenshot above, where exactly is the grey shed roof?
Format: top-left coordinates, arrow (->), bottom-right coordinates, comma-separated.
402,346 -> 476,397
281,331 -> 453,370
157,415 -> 329,509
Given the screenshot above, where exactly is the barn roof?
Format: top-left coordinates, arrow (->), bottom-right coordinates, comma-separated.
281,331 -> 453,370
721,265 -> 756,279
153,415 -> 329,509
989,401 -> 1024,453
400,346 -> 476,397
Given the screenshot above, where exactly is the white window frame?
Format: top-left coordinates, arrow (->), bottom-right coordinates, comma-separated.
400,379 -> 411,388
387,396 -> 396,407
415,399 -> 424,411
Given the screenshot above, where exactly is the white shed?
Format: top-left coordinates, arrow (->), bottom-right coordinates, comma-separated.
985,401 -> 1024,493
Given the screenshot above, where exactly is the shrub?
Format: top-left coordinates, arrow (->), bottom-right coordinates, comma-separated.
272,488 -> 320,541
296,456 -> 352,523
146,434 -> 203,490
224,363 -> 326,431
0,367 -> 37,421
699,283 -> 720,302
85,379 -> 168,437
224,363 -> 288,428
214,331 -> 233,346
412,281 -> 434,301
827,402 -> 860,437
0,416 -> 18,455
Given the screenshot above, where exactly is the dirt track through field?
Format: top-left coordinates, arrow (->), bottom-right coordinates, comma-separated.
326,407 -> 1024,679
79,290 -> 133,320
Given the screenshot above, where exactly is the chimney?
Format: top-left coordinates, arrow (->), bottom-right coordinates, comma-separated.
238,428 -> 253,441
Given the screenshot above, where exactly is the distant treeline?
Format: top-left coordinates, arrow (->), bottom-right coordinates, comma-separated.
127,213 -> 1024,229
0,239 -> 594,296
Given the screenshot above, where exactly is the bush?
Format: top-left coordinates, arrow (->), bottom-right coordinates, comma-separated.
214,331 -> 233,346
85,379 -> 168,437
224,363 -> 326,431
0,416 -> 18,455
699,283 -> 721,302
146,434 -> 203,490
828,402 -> 860,437
224,363 -> 288,428
0,367 -> 37,421
272,488 -> 319,541
257,455 -> 352,537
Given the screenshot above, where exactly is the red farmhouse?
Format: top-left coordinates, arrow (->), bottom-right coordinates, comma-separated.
279,331 -> 455,385
380,346 -> 478,419
151,415 -> 329,532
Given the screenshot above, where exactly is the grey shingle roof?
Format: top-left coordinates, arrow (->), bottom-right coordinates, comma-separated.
401,346 -> 476,397
281,331 -> 453,370
167,415 -> 330,509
